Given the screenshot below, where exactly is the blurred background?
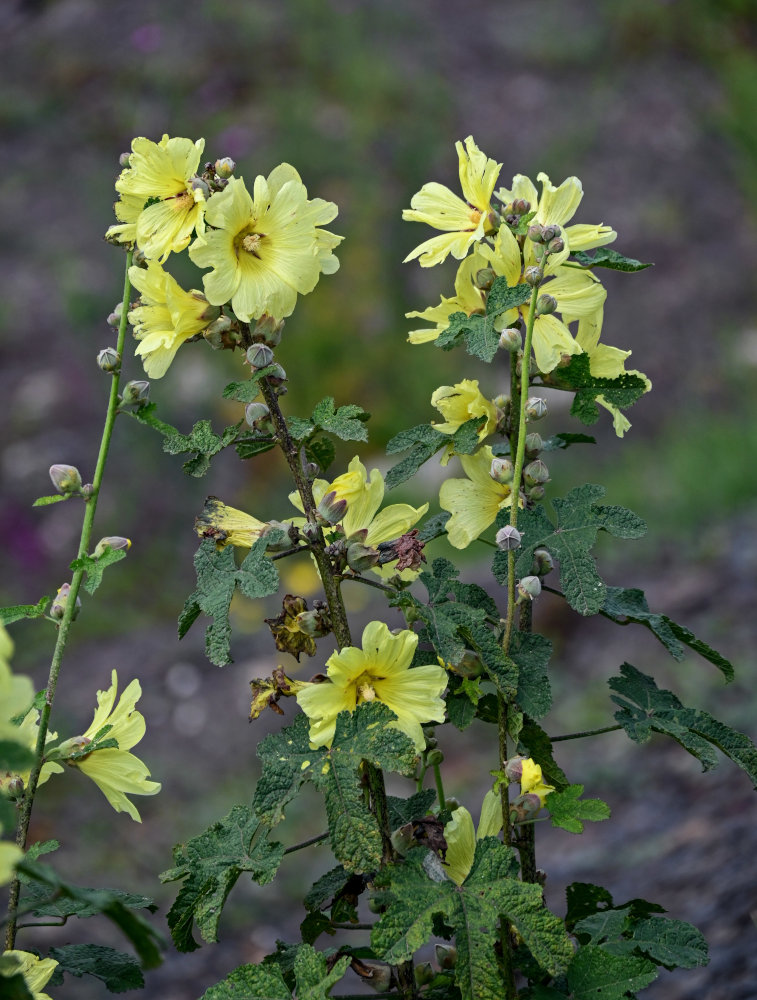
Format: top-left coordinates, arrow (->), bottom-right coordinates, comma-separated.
2,0 -> 757,997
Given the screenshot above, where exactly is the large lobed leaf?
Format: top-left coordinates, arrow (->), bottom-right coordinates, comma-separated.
435,277 -> 533,363
200,945 -> 350,1000
543,354 -> 648,426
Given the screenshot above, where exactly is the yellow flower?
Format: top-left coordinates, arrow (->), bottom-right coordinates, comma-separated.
0,951 -> 58,1000
520,758 -> 555,806
403,136 -> 501,267
62,671 -> 160,823
105,191 -> 145,249
431,379 -> 497,442
296,621 -> 447,751
406,249 -> 488,344
188,165 -> 341,322
0,841 -> 23,885
443,789 -> 502,885
128,260 -> 216,378
114,134 -> 207,261
194,496 -> 272,549
439,445 -> 519,549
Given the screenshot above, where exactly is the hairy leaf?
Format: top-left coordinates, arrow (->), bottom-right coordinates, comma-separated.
572,248 -> 653,272
32,493 -> 70,507
518,721 -> 569,792
312,397 -> 370,442
568,945 -> 657,998
387,789 -> 438,829
70,548 -> 126,595
163,419 -> 243,477
201,946 -> 350,1000
234,436 -> 276,460
544,354 -> 648,426
49,944 -> 143,993
629,917 -> 708,969
222,367 -> 277,403
511,631 -> 552,720
546,785 -> 610,834
0,596 -> 51,625
385,424 -> 447,490
610,663 -> 757,785
435,277 -> 533,363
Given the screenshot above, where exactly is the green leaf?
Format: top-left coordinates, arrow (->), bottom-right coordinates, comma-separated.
254,705 -> 417,873
542,432 -> 597,450
602,587 -> 734,681
567,945 -> 657,998
293,945 -> 351,1000
0,596 -> 51,625
545,354 -> 649,426
180,535 -> 280,666
32,493 -> 71,507
49,944 -> 143,992
450,416 -> 486,454
565,882 -> 615,931
518,721 -> 569,792
445,675 -> 479,731
511,632 -> 552,720
629,917 -> 708,969
70,548 -> 127,595
0,740 -> 36,773
387,789 -> 437,829
436,277 -> 533,363
418,511 -> 451,542
162,419 -> 243,477
235,435 -> 276,460
572,248 -> 653,272
372,842 -> 573,999
200,947 -> 350,1000
160,804 -> 284,952
610,663 -> 757,784
495,484 -> 646,616
303,865 -> 352,912
305,435 -> 336,474
546,785 -> 610,834
385,424 -> 447,490
311,397 -> 370,442
222,367 -> 277,403
123,400 -> 179,437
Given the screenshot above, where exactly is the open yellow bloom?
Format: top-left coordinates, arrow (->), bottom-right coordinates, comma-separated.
62,671 -> 160,822
105,191 -> 145,249
128,260 -> 215,378
194,496 -> 271,549
443,789 -> 502,885
403,137 -> 501,267
114,134 -> 207,261
431,379 -> 497,442
520,758 -> 555,806
1,951 -> 58,1000
189,166 -> 341,322
439,445 -> 519,549
296,621 -> 447,751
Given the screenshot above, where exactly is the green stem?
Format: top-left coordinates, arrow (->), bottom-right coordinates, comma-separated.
338,573 -> 398,594
550,724 -> 622,743
283,831 -> 329,855
5,250 -> 134,950
432,760 -> 446,811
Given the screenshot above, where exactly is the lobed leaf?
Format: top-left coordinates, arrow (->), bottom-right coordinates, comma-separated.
0,595 -> 51,625
546,785 -> 610,834
544,354 -> 648,426
435,277 -> 532,363
572,248 -> 653,271
311,396 -> 370,442
49,944 -> 144,993
567,945 -> 657,999
162,419 -> 243,477
70,548 -> 127,595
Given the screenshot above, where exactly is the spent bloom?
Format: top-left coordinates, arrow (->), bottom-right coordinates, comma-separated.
443,789 -> 502,885
59,670 -> 160,822
111,134 -> 207,261
128,259 -> 217,378
1,951 -> 58,1000
189,165 -> 341,322
403,136 -> 501,267
439,445 -> 521,549
431,379 -> 498,448
296,620 -> 447,751
194,496 -> 273,550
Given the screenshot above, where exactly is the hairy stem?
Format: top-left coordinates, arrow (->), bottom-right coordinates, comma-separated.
550,724 -> 622,743
5,251 -> 134,950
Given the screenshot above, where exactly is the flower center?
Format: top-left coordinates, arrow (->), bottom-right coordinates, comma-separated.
241,232 -> 264,257
356,674 -> 377,703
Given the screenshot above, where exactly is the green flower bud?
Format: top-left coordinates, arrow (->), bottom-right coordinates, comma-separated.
527,223 -> 545,243
492,393 -> 511,411
426,748 -> 444,767
50,582 -> 81,621
120,380 -> 150,406
517,575 -> 542,602
214,156 -> 236,178
97,347 -> 121,373
106,302 -> 124,327
525,265 -> 544,286
525,397 -> 548,421
490,457 -> 514,484
246,343 -> 274,369
251,314 -> 285,346
191,177 -> 210,200
316,490 -> 348,525
474,267 -> 496,290
527,484 -> 546,501
49,464 -> 82,494
118,151 -> 131,169
457,651 -> 485,679
541,224 -> 561,242
499,328 -> 522,352
444,796 -> 460,811
203,315 -> 233,350
301,521 -> 321,544
547,236 -> 565,254
536,294 -> 557,316
505,755 -> 526,782
495,525 -> 521,551
346,541 -> 380,573
265,363 -> 287,386
524,459 -> 550,486
390,822 -> 415,857
93,536 -> 131,558
414,962 -> 435,987
532,547 -> 554,576
245,401 -> 270,428
435,944 -> 458,970
525,432 -> 543,457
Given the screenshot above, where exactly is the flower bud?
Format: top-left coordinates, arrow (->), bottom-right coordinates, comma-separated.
93,536 -> 131,558
265,363 -> 287,386
519,792 -> 543,816
525,432 -> 543,457
524,460 -> 550,486
414,962 -> 435,987
511,198 -> 531,215
531,547 -> 554,577
245,402 -> 270,428
525,397 -> 548,421
525,265 -> 544,286
435,944 -> 458,970
517,575 -> 542,602
547,236 -> 565,254
346,541 -> 380,573
536,294 -> 557,316
541,224 -> 561,242
50,582 -> 81,621
120,380 -> 150,406
106,302 -> 123,327
301,521 -> 321,543
426,748 -> 444,767
304,462 -> 320,479
81,483 -> 95,498
444,797 -> 460,811
49,464 -> 82,495
490,457 -> 514,484
97,347 -> 121,373
527,485 -> 546,501
505,755 -> 526,782
499,328 -> 522,352
251,314 -> 285,346
495,525 -> 521,551
527,223 -> 545,243
246,343 -> 274,369
457,651 -> 485,679
118,151 -> 131,169
191,177 -> 210,201
391,822 -> 416,857
492,393 -> 510,411
474,267 -> 496,290
316,490 -> 347,525
203,315 -> 233,349
214,156 -> 236,178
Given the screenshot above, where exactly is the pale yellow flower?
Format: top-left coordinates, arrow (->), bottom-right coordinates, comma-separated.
296,620 -> 447,751
105,191 -> 145,248
194,496 -> 271,549
0,841 -> 23,885
403,137 -> 501,267
439,445 -> 519,549
406,249 -> 489,345
431,379 -> 497,442
114,134 -> 207,261
443,789 -> 502,885
1,951 -> 58,1000
128,260 -> 215,378
189,166 -> 341,322
520,758 -> 555,806
61,671 -> 160,822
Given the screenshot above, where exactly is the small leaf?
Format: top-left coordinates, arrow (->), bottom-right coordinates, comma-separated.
542,432 -> 597,450
386,789 -> 437,829
0,596 -> 51,625
162,419 -> 243,478
436,277 -> 532,363
123,400 -> 179,437
417,511 -> 450,542
49,944 -> 144,993
311,397 -> 370,442
305,435 -> 336,474
630,916 -> 708,969
222,367 -> 277,403
32,494 -> 71,507
567,945 -> 657,999
70,548 -> 127,595
385,424 -> 447,490
235,437 -> 276,460
572,248 -> 653,272
546,785 -> 610,834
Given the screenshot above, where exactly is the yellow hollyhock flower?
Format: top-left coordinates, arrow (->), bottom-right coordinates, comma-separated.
431,379 -> 497,442
403,136 -> 501,267
189,165 -> 341,322
406,249 -> 489,344
114,134 -> 207,261
296,620 -> 447,751
520,758 -> 555,806
439,445 -> 519,549
61,671 -> 160,822
194,496 -> 272,549
1,951 -> 58,1000
128,260 -> 217,378
443,789 -> 502,885
105,191 -> 145,249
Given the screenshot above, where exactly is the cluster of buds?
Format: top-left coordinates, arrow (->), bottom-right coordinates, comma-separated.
527,221 -> 565,260
199,156 -> 237,194
502,197 -> 531,228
